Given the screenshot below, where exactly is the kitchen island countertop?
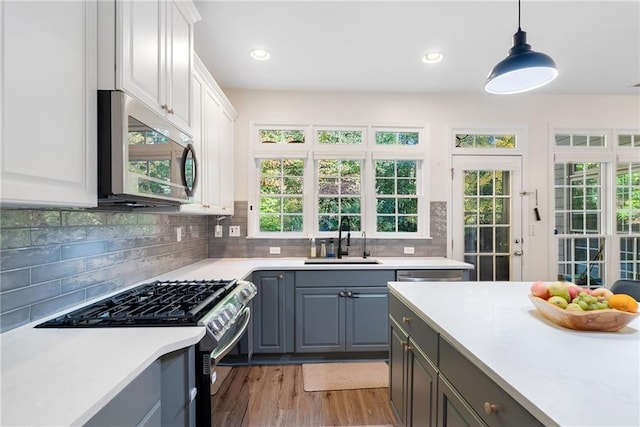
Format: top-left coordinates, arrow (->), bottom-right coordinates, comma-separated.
389,281 -> 640,427
1,256 -> 469,426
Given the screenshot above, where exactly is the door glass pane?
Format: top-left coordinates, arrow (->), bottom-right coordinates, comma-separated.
463,168 -> 512,281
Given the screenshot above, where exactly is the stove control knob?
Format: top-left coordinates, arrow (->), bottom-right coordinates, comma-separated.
208,319 -> 223,333
219,310 -> 231,323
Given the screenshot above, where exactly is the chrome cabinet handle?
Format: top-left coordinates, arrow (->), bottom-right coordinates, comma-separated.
402,316 -> 411,324
168,108 -> 174,114
338,291 -> 346,297
161,104 -> 169,111
278,274 -> 284,279
346,291 -> 353,297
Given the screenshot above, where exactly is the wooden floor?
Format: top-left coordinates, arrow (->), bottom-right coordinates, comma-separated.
212,364 -> 398,427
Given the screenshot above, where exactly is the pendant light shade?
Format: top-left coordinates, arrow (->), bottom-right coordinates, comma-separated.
485,2 -> 558,94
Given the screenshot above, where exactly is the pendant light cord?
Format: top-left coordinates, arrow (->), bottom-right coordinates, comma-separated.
518,0 -> 521,31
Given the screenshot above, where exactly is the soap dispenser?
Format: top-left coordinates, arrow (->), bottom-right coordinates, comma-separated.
310,238 -> 317,258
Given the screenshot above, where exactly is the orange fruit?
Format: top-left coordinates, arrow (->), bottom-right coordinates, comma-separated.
608,294 -> 639,313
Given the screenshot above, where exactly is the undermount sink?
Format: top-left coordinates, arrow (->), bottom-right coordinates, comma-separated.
304,257 -> 380,265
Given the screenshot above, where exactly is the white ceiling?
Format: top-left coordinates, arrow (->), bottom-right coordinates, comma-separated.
193,1 -> 640,95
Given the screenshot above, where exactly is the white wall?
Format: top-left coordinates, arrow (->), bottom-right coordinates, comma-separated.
225,89 -> 640,280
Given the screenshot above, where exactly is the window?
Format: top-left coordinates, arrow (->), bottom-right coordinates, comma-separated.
455,133 -> 516,149
259,129 -> 305,144
258,159 -> 304,232
553,131 -> 640,286
556,134 -> 605,147
317,159 -> 362,231
375,160 -> 418,232
317,130 -> 363,145
375,130 -> 419,146
249,124 -> 428,238
617,159 -> 640,279
619,134 -> 640,147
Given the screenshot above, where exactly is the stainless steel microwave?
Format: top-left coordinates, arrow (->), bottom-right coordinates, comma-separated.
97,91 -> 197,207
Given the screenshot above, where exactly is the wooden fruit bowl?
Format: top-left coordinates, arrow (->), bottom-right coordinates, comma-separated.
529,295 -> 639,332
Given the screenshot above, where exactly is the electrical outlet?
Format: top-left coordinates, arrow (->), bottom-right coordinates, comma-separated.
269,247 -> 281,254
214,225 -> 223,238
404,246 -> 415,255
229,226 -> 241,237
176,227 -> 182,242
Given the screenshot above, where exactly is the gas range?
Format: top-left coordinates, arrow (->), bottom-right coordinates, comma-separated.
36,278 -> 257,427
36,279 -> 257,347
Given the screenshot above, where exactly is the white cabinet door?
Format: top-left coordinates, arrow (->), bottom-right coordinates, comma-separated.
165,1 -> 193,134
0,0 -> 97,207
102,0 -> 198,136
203,86 -> 222,211
218,107 -> 235,213
175,57 -> 235,215
120,0 -> 164,116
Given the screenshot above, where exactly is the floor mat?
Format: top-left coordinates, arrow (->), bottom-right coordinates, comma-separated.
302,361 -> 388,392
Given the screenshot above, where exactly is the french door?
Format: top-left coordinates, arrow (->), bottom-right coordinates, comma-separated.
452,156 -> 523,281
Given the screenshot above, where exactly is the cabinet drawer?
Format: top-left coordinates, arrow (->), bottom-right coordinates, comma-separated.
389,294 -> 438,365
296,270 -> 395,287
439,337 -> 543,427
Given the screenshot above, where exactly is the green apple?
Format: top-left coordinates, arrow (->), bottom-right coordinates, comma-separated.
548,295 -> 569,309
548,281 -> 571,303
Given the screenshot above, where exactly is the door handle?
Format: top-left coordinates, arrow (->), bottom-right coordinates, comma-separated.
513,250 -> 523,256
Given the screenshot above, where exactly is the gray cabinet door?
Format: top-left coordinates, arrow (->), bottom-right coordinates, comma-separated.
253,271 -> 293,353
389,317 -> 408,426
437,376 -> 487,427
409,344 -> 438,427
345,287 -> 389,351
295,287 -> 345,352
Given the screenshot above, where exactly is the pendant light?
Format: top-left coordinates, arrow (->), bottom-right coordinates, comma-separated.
485,0 -> 558,94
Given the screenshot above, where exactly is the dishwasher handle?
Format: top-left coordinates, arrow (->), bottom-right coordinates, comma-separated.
396,269 -> 463,282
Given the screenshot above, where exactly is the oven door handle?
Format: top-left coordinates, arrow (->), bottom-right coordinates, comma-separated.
210,307 -> 251,362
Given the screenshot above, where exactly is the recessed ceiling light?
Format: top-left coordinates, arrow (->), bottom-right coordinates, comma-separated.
422,52 -> 444,64
250,48 -> 271,61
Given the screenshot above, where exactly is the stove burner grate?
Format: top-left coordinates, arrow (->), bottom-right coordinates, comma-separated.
36,279 -> 237,328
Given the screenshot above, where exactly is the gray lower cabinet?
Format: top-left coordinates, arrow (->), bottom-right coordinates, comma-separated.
389,296 -> 438,427
295,270 -> 394,353
438,337 -> 543,427
438,375 -> 486,427
390,294 -> 543,427
252,271 -> 294,354
86,346 -> 195,427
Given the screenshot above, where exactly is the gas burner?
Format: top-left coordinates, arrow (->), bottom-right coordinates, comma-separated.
36,279 -> 241,328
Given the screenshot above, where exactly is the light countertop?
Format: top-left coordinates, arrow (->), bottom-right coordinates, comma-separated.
153,256 -> 474,282
389,281 -> 640,427
1,256 -> 469,426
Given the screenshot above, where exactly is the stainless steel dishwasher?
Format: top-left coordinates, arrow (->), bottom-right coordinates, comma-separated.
396,269 -> 464,282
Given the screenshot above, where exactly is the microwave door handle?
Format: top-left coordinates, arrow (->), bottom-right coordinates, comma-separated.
181,143 -> 198,197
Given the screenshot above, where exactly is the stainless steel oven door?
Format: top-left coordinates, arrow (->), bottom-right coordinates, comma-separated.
196,307 -> 250,427
210,307 -> 251,363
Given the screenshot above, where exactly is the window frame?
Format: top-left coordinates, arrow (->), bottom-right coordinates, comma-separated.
552,128 -> 640,286
248,122 -> 430,239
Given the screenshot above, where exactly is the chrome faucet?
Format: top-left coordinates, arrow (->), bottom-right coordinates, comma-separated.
337,217 -> 351,259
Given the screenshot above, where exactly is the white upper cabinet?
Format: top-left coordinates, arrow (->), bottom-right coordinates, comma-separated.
177,56 -> 237,215
98,0 -> 200,136
0,0 -> 97,207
